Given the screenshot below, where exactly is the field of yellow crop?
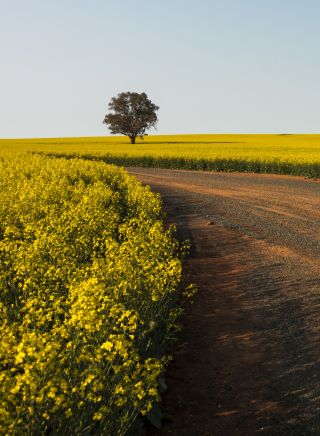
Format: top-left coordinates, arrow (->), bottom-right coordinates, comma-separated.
1,134 -> 320,177
0,151 -> 192,434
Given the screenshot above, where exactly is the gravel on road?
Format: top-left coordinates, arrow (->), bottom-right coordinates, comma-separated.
128,168 -> 320,436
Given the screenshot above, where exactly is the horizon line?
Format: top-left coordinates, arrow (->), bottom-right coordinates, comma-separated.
1,132 -> 320,141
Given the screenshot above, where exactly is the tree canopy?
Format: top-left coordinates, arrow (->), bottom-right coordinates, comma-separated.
103,92 -> 159,144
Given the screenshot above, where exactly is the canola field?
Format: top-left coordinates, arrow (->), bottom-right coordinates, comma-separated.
1,134 -> 320,177
0,152 -> 188,434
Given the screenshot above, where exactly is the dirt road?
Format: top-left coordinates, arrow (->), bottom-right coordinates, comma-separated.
128,168 -> 320,436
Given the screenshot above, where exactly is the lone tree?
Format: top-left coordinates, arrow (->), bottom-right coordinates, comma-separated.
103,92 -> 159,144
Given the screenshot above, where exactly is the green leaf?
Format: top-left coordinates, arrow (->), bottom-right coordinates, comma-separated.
146,403 -> 162,429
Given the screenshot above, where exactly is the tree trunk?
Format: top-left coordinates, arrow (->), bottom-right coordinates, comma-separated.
130,136 -> 136,144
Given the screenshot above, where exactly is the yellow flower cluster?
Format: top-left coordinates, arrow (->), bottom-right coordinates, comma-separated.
1,134 -> 320,177
0,152 -> 184,434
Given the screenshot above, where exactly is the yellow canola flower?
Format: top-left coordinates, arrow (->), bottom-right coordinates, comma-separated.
101,341 -> 113,351
15,351 -> 26,364
93,412 -> 103,421
0,152 -> 186,435
1,134 -> 320,176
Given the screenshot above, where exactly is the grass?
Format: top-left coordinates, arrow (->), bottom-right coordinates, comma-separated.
1,134 -> 320,177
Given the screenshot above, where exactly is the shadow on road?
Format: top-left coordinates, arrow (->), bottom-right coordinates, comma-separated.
140,179 -> 320,436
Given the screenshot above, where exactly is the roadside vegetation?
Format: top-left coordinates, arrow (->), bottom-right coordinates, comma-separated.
1,134 -> 320,178
0,152 -> 189,434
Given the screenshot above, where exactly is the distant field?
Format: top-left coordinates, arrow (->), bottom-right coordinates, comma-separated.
1,134 -> 320,177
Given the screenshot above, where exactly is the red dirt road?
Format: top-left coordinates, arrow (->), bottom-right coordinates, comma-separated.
128,168 -> 320,436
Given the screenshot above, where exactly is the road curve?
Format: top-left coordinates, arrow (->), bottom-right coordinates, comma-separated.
128,168 -> 320,436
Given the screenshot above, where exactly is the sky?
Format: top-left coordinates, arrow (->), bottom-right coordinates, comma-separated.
0,0 -> 319,138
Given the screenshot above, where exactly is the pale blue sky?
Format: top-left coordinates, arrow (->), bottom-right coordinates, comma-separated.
1,0 -> 319,137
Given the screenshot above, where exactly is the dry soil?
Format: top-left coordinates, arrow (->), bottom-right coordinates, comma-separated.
128,168 -> 320,436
